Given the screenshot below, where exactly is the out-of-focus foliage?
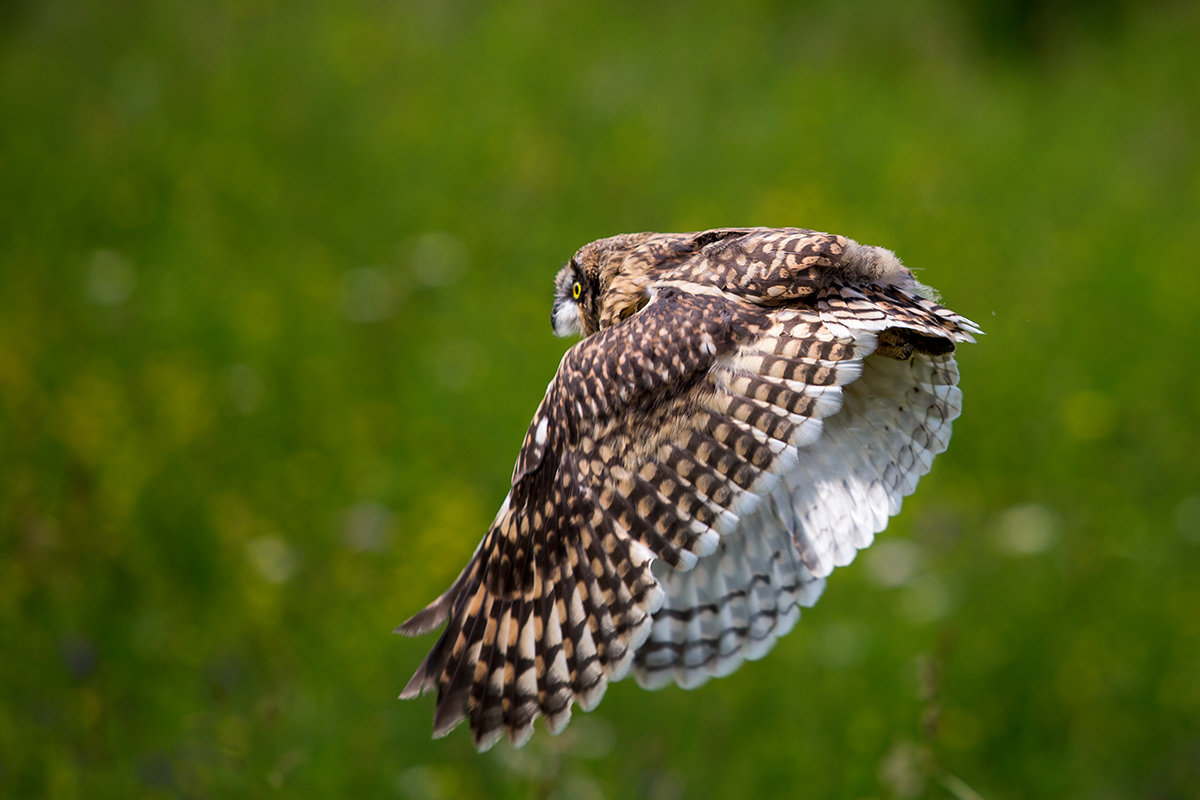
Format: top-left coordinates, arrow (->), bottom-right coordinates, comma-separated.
2,1 -> 1198,797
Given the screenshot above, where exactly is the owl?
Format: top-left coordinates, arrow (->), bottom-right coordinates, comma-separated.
398,227 -> 980,749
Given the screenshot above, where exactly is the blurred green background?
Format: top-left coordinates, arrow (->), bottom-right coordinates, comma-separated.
3,0 -> 1199,797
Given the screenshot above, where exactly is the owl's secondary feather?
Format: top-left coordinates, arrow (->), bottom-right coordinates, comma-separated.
398,227 -> 981,749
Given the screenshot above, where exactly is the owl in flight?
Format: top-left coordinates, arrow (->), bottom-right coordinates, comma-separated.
398,227 -> 980,749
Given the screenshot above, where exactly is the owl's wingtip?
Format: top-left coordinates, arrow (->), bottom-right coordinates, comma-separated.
399,650 -> 439,699
397,547 -> 486,636
395,602 -> 447,637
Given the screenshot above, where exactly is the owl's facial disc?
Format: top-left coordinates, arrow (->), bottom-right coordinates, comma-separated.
551,263 -> 585,337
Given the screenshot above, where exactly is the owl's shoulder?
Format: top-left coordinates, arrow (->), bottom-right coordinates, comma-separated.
641,228 -> 917,307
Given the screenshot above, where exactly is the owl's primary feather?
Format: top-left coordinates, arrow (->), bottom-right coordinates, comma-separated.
398,227 -> 981,749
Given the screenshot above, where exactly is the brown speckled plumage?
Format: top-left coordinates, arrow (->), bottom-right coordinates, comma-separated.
398,227 -> 981,749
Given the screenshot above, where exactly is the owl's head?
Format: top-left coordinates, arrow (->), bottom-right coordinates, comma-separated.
552,232 -> 689,338
551,234 -> 641,338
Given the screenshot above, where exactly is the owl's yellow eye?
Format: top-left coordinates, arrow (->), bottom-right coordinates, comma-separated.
571,281 -> 582,300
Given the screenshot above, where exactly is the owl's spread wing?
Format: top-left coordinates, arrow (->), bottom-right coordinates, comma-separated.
634,283 -> 977,689
398,272 -> 980,749
397,288 -> 764,749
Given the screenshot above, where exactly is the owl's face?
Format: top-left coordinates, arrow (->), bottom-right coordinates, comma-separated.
551,256 -> 596,338
551,233 -> 666,339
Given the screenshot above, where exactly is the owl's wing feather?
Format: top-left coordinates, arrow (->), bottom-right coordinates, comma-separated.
632,279 -> 977,690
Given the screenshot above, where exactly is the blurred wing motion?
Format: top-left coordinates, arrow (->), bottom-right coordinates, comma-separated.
397,227 -> 981,749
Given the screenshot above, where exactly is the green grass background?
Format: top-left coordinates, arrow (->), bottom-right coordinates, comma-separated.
3,1 -> 1199,797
